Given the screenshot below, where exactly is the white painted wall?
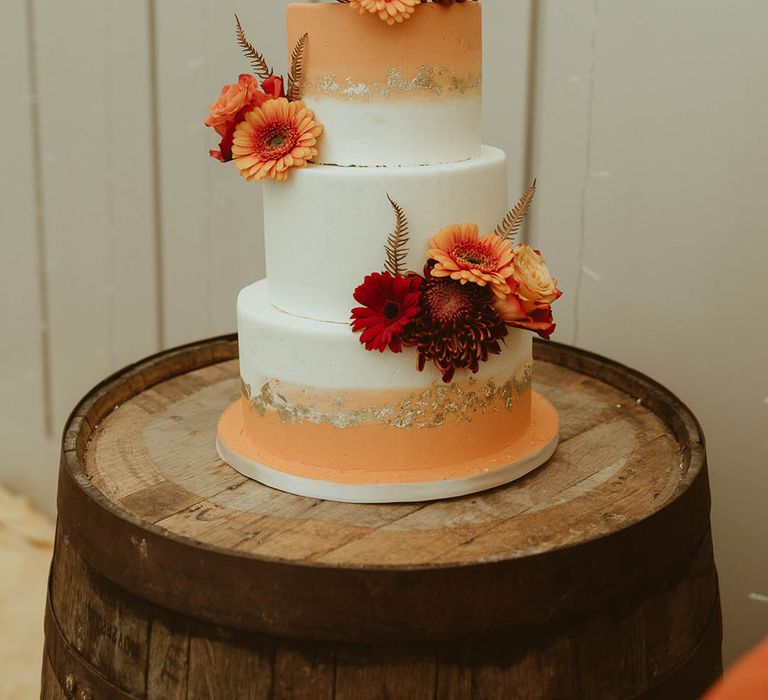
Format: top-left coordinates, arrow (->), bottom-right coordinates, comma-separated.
528,0 -> 768,664
0,0 -> 765,664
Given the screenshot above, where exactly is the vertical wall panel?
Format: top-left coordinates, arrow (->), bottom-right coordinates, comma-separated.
0,0 -> 57,508
154,1 -> 276,347
32,0 -> 159,434
526,0 -> 597,342
482,0 -> 534,204
530,0 -> 768,662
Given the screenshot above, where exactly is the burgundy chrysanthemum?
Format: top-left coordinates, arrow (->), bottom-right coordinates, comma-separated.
404,266 -> 508,383
351,272 -> 423,353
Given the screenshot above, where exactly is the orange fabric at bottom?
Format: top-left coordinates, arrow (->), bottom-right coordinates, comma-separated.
703,637 -> 768,700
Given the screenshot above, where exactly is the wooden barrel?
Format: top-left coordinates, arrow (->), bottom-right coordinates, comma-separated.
42,336 -> 722,700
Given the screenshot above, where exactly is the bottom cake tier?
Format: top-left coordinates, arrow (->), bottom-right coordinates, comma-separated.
218,280 -> 560,503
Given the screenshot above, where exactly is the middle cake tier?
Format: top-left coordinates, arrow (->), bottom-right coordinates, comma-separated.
264,146 -> 508,323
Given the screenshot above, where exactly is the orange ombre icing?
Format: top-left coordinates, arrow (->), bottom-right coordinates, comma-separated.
225,358 -> 534,484
217,387 -> 559,486
287,3 -> 481,102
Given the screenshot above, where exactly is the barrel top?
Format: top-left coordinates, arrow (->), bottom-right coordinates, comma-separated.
57,336 -> 710,641
63,336 -> 702,568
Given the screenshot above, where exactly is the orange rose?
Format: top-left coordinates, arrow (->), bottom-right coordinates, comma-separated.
493,294 -> 556,340
206,75 -> 284,163
261,75 -> 285,100
509,244 -> 562,305
205,74 -> 267,136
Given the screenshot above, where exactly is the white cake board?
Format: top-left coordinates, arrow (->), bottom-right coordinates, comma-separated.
217,422 -> 559,504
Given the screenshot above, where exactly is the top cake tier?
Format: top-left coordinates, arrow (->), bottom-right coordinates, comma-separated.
287,2 -> 482,167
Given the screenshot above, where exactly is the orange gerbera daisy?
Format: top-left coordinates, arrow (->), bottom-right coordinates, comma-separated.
349,0 -> 419,25
232,98 -> 323,182
427,224 -> 515,298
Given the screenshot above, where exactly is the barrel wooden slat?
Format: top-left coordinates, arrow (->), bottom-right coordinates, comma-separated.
49,535 -> 149,697
144,617 -> 189,700
334,646 -> 437,700
44,336 -> 722,698
186,632 -> 273,700
272,645 -> 336,700
467,635 -> 581,700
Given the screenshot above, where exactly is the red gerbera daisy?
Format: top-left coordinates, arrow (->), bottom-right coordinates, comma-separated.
351,272 -> 423,353
404,265 -> 508,383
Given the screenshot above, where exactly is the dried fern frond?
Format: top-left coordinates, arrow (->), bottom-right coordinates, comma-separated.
234,14 -> 273,81
495,180 -> 537,240
287,33 -> 308,102
384,195 -> 410,277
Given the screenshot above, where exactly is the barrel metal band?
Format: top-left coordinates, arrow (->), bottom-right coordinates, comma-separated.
44,580 -> 140,700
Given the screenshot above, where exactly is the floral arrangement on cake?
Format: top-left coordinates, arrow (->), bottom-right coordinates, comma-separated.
205,17 -> 323,181
350,184 -> 563,382
337,0 -> 477,26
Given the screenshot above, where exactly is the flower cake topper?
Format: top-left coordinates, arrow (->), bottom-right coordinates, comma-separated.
337,0 -> 478,26
204,17 -> 323,181
350,183 -> 563,383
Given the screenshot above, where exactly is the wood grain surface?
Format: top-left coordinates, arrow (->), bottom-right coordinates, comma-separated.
43,337 -> 722,698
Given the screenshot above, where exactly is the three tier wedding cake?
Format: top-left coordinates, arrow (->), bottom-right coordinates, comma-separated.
206,1 -> 562,503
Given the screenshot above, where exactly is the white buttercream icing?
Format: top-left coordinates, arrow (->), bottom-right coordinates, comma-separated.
237,280 -> 533,393
264,146 -> 509,324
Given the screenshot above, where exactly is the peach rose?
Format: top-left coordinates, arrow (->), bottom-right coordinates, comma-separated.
205,74 -> 266,137
508,244 -> 562,305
